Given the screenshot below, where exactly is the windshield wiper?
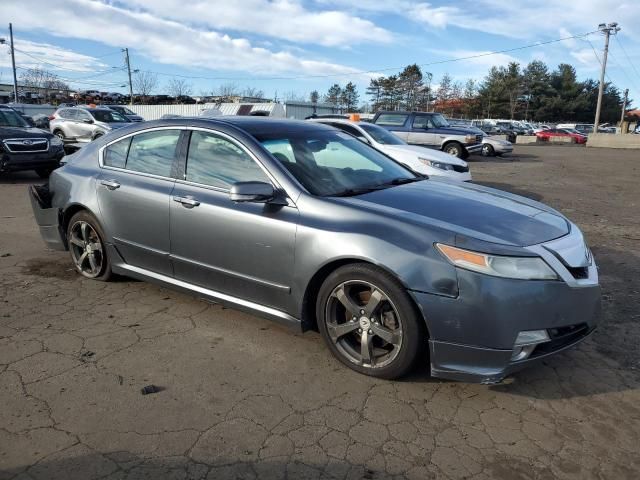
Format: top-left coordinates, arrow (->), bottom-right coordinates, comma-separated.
329,186 -> 382,197
378,176 -> 426,187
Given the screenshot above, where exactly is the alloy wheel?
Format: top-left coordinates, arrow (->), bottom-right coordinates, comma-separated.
324,280 -> 403,368
69,221 -> 104,278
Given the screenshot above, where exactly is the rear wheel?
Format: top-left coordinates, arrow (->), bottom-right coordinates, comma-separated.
53,130 -> 66,141
316,263 -> 424,379
66,211 -> 112,281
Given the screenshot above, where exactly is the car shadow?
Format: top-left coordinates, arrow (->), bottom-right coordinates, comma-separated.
0,453 -> 380,480
0,171 -> 44,185
468,153 -> 541,163
472,181 -> 544,201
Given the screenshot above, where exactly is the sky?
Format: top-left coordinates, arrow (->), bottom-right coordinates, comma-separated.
1,0 -> 639,106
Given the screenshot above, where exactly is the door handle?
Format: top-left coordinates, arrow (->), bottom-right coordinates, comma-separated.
173,195 -> 200,208
100,179 -> 121,190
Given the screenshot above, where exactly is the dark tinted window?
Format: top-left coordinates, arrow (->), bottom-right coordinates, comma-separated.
103,137 -> 131,168
375,114 -> 408,126
126,130 -> 181,177
90,109 -> 129,123
186,131 -> 269,188
0,108 -> 29,127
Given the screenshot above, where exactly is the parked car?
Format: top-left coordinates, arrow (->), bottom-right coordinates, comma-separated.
30,117 -> 600,383
0,104 -> 65,178
536,128 -> 588,144
372,111 -> 483,158
50,106 -> 132,143
308,118 -> 471,181
104,105 -> 144,122
557,123 -> 593,135
459,124 -> 514,157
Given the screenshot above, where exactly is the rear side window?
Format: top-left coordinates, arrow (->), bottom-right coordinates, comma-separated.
375,114 -> 408,126
186,131 -> 270,188
103,137 -> 131,168
125,130 -> 181,177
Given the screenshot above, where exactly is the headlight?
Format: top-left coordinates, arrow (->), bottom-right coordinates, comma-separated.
419,158 -> 454,171
49,135 -> 63,147
435,244 -> 558,280
465,134 -> 476,143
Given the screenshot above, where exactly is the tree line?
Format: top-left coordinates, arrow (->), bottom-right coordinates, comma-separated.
355,61 -> 627,123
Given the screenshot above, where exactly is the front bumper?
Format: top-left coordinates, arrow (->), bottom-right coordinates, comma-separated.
411,229 -> 601,383
464,143 -> 483,154
29,184 -> 67,251
1,147 -> 64,173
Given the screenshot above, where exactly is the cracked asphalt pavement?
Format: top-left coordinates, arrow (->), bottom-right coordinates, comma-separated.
1,145 -> 639,479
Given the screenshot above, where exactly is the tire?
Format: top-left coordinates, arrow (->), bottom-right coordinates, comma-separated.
35,168 -> 54,178
481,144 -> 495,157
316,263 -> 424,380
53,130 -> 66,141
93,133 -> 104,141
443,142 -> 464,158
66,211 -> 113,281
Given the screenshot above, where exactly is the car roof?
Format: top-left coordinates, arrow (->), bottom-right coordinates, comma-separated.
200,116 -> 335,135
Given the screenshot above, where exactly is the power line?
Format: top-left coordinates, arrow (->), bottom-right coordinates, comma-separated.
135,29 -> 600,82
14,66 -> 127,87
614,35 -> 640,87
13,47 -> 118,73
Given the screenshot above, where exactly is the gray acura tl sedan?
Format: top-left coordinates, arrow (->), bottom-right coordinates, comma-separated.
29,117 -> 600,383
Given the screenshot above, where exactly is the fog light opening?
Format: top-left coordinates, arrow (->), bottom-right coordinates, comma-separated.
511,329 -> 550,361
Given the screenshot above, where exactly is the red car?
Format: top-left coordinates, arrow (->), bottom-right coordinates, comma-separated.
535,128 -> 588,144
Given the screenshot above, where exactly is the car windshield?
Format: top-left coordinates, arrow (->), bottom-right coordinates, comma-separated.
111,106 -> 135,115
358,123 -> 405,145
431,114 -> 449,127
256,130 -> 419,197
0,108 -> 29,128
89,109 -> 129,123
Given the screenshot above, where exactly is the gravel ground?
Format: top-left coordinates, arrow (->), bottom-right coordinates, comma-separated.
0,144 -> 639,480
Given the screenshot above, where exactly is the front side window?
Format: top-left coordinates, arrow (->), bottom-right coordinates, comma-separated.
412,115 -> 433,129
186,131 -> 270,188
125,130 -> 181,177
90,110 -> 129,123
258,130 -> 416,196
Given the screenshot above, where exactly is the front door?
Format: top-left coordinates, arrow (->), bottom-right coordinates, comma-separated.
170,129 -> 298,311
97,128 -> 184,276
407,114 -> 437,147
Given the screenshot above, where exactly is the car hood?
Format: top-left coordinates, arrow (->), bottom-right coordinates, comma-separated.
381,144 -> 468,166
336,180 -> 569,246
0,126 -> 53,140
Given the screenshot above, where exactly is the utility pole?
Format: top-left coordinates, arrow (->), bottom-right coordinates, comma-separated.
594,22 -> 620,133
9,23 -> 18,103
123,48 -> 134,106
620,88 -> 629,133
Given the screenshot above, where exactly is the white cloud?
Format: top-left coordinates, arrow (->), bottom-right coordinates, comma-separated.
123,0 -> 393,47
3,0 -> 370,78
0,39 -> 106,73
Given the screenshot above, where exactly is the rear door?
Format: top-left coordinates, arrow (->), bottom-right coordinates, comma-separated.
97,127 -> 185,276
74,110 -> 96,141
169,128 -> 298,311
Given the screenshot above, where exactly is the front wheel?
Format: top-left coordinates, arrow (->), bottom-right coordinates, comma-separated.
481,144 -> 495,157
316,264 -> 424,379
66,211 -> 113,281
443,142 -> 464,158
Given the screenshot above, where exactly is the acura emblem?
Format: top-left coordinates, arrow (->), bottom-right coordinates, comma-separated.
22,140 -> 33,145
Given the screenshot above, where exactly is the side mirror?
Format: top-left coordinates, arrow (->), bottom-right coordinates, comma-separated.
230,181 -> 275,203
82,118 -> 94,124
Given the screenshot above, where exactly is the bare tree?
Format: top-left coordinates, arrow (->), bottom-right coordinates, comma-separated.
282,90 -> 307,102
213,82 -> 240,100
133,71 -> 158,103
241,86 -> 265,99
167,78 -> 193,101
19,67 -> 69,102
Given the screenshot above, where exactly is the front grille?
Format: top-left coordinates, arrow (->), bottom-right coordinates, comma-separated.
3,138 -> 49,153
453,165 -> 469,173
530,323 -> 590,358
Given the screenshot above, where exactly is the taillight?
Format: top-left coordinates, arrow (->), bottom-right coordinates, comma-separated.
48,115 -> 55,120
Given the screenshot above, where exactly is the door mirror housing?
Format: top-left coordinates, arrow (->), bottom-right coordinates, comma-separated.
82,118 -> 94,124
229,181 -> 275,203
